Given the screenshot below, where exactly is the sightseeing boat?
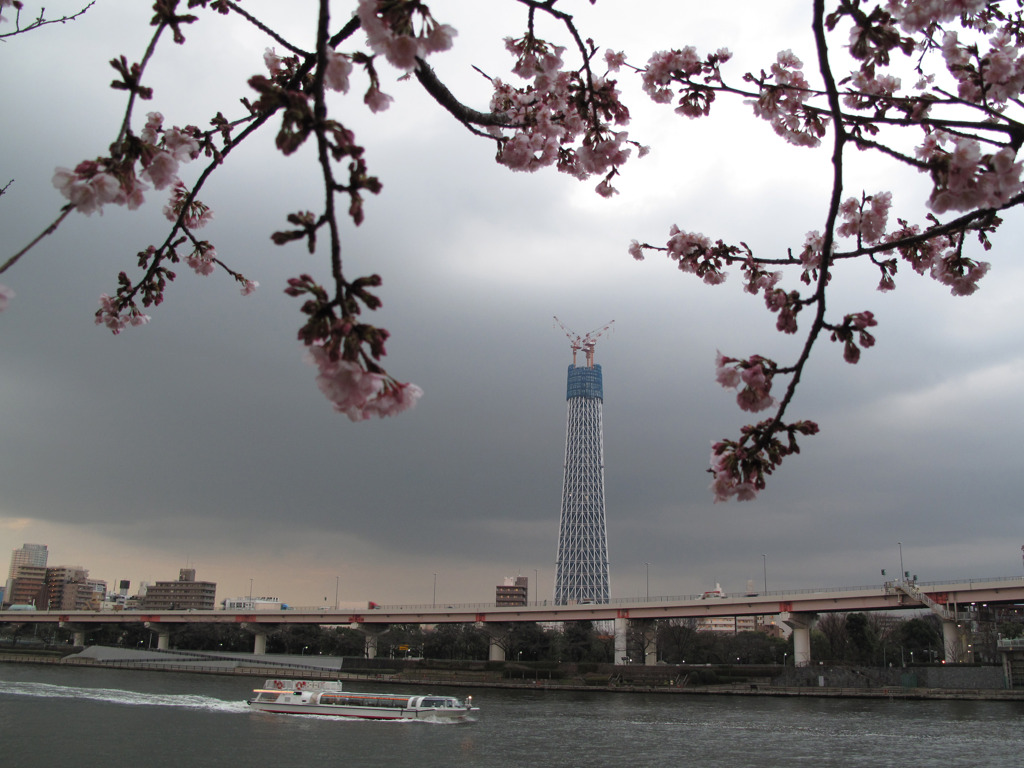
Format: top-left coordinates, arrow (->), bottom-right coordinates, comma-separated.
247,679 -> 478,721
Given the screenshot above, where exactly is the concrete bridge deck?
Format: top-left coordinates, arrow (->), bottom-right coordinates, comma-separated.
4,576 -> 1021,667
3,575 -> 1020,627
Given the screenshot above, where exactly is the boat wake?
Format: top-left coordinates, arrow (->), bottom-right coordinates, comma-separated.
0,680 -> 249,714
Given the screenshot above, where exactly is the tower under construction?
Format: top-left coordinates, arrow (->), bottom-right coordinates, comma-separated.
553,319 -> 612,605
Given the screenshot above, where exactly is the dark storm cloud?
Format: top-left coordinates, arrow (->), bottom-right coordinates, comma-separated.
2,1 -> 1022,604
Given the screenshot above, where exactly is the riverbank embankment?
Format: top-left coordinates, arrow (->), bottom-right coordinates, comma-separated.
2,646 -> 1021,701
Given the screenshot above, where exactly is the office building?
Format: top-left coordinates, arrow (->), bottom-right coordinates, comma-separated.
496,576 -> 528,607
141,568 -> 217,610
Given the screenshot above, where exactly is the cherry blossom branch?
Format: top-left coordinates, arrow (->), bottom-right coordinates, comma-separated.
0,206 -> 72,275
637,2 -> 1024,501
764,0 -> 847,427
7,1 -> 1024,462
0,1 -> 94,39
710,0 -> 849,502
223,0 -> 311,57
413,62 -> 511,130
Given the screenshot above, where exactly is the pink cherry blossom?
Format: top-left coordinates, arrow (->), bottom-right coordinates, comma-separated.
0,283 -> 13,312
604,49 -> 626,72
714,351 -> 741,388
141,150 -> 179,190
423,23 -> 456,55
361,381 -> 424,418
325,51 -> 352,93
747,49 -> 824,147
745,269 -> 782,296
925,138 -> 1024,213
836,191 -> 892,244
799,230 -> 825,269
94,294 -> 150,335
714,352 -> 776,412
163,180 -> 213,228
709,444 -> 760,503
52,164 -> 122,216
881,222 -> 942,275
308,346 -> 385,419
737,363 -> 775,413
666,226 -> 711,260
305,341 -> 423,421
163,127 -> 200,162
357,0 -> 456,71
844,70 -> 901,107
240,280 -> 259,296
364,85 -> 394,113
264,47 -> 286,76
141,111 -> 164,144
382,34 -> 419,69
930,253 -> 990,296
118,176 -> 148,211
642,48 -> 704,103
490,37 -> 632,189
888,0 -> 990,33
186,245 -> 216,276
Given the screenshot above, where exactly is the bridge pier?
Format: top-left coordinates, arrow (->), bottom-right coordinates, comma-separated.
473,622 -> 508,661
143,621 -> 172,651
366,633 -> 378,659
60,622 -> 89,647
614,617 -> 628,665
943,619 -> 963,663
781,611 -> 817,667
349,623 -> 388,659
489,635 -> 505,661
630,619 -> 659,666
240,623 -> 277,655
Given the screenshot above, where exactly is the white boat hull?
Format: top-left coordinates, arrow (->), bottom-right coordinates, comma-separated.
248,700 -> 475,720
247,680 -> 477,721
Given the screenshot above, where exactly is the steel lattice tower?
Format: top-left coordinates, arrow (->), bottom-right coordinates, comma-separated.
553,320 -> 612,605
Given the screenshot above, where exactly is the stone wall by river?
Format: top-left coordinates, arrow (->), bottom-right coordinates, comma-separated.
1,645 -> 1015,698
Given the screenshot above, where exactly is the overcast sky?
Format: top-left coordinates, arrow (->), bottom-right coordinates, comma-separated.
2,1 -> 1022,609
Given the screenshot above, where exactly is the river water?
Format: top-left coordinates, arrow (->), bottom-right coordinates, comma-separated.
2,663 -> 1022,767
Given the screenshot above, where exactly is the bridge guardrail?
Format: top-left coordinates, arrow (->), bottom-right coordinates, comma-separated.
3,576 -> 1020,618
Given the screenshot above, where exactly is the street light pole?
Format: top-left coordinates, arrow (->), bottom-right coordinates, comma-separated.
534,569 -> 538,606
644,562 -> 650,600
898,542 -> 904,581
432,573 -> 437,607
762,554 -> 768,594
335,576 -> 339,609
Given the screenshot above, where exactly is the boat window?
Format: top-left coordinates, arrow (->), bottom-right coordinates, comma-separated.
316,694 -> 411,708
256,692 -> 281,702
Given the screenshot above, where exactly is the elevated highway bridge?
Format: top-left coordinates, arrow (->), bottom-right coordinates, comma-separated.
4,576 -> 1021,667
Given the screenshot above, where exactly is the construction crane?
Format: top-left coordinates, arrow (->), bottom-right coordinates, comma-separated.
553,317 -> 614,367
